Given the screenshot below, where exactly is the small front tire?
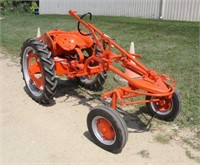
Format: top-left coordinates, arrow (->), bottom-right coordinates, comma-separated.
146,90 -> 182,121
87,106 -> 128,153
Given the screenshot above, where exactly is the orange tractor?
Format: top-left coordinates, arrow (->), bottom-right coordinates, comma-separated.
21,10 -> 181,153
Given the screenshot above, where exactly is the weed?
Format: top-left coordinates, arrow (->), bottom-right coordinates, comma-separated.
183,138 -> 200,152
185,150 -> 200,163
137,149 -> 150,158
186,150 -> 194,160
154,134 -> 170,144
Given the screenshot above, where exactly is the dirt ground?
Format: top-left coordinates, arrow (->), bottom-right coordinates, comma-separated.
0,49 -> 200,165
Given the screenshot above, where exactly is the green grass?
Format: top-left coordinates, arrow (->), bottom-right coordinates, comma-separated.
185,150 -> 200,163
137,149 -> 150,158
0,14 -> 199,127
183,137 -> 200,151
154,133 -> 170,144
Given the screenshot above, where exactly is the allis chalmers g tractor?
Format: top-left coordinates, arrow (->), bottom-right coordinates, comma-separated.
21,10 -> 181,153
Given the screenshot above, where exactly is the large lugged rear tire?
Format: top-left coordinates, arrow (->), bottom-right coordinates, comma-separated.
146,90 -> 182,121
20,38 -> 57,104
87,106 -> 128,153
77,72 -> 107,91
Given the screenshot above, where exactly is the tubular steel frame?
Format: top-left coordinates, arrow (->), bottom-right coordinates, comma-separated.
39,10 -> 176,110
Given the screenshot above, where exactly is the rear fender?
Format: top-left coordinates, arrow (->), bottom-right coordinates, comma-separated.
39,30 -> 94,56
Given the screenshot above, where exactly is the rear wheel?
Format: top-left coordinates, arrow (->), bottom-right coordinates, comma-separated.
87,106 -> 128,153
146,90 -> 182,121
77,72 -> 107,91
20,38 -> 57,104
77,47 -> 107,91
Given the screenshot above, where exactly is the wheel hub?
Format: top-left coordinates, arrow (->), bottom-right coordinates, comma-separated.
155,97 -> 172,112
97,118 -> 115,140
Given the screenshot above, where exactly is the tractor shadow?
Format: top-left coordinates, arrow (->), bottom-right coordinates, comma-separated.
54,78 -> 152,133
23,78 -> 95,107
22,77 -> 102,107
24,77 -> 153,133
117,106 -> 153,133
54,78 -> 99,108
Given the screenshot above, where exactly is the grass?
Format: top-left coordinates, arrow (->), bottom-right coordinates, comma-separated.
0,14 -> 199,127
154,133 -> 170,144
185,150 -> 200,163
137,149 -> 150,158
183,138 -> 200,151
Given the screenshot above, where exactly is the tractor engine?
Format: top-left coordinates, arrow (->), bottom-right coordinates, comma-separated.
39,30 -> 94,77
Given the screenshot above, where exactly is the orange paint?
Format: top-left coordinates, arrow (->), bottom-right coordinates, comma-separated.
97,118 -> 116,140
38,10 -> 177,110
27,52 -> 44,89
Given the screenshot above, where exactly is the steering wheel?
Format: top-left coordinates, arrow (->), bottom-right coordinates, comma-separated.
77,12 -> 92,36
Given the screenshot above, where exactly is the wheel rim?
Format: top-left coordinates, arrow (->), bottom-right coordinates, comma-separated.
23,46 -> 44,97
150,97 -> 173,115
92,116 -> 116,145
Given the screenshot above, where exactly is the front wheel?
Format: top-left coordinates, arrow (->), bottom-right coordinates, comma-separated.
146,90 -> 182,121
87,106 -> 128,153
